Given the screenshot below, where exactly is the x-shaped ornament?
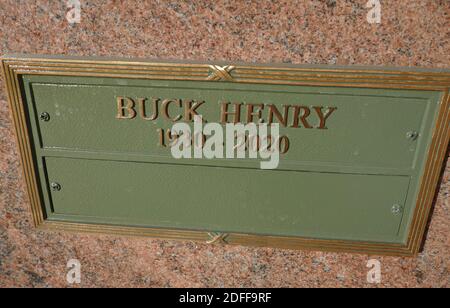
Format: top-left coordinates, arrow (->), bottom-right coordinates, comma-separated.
206,232 -> 229,245
207,65 -> 235,81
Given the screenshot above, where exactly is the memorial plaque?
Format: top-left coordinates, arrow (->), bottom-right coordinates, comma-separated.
2,55 -> 449,255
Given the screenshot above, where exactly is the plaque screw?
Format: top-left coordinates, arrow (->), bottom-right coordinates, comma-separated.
40,112 -> 50,122
51,182 -> 61,192
391,204 -> 403,215
406,131 -> 419,141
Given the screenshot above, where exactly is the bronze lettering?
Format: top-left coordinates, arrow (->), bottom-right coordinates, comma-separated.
291,106 -> 312,128
117,97 -> 337,138
220,102 -> 242,124
314,106 -> 337,129
267,104 -> 290,127
246,104 -> 265,124
162,99 -> 182,122
139,97 -> 159,121
116,96 -> 137,119
184,100 -> 205,122
278,135 -> 290,154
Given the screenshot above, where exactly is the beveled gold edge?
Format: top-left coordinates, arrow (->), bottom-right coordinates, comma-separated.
3,54 -> 450,77
2,56 -> 449,257
9,69 -> 449,92
5,58 -> 449,90
7,63 -> 450,83
11,69 -> 450,88
1,61 -> 45,227
406,91 -> 450,253
5,62 -> 450,88
39,221 -> 413,257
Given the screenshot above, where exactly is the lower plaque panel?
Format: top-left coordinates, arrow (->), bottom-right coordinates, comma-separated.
44,157 -> 409,243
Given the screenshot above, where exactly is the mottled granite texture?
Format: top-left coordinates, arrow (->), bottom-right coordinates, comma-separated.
0,0 -> 449,288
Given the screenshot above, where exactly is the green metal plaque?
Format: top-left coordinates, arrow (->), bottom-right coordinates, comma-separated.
2,55 -> 449,255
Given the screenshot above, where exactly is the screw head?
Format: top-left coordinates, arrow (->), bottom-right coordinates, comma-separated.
406,131 -> 419,141
40,112 -> 50,122
51,182 -> 61,191
391,204 -> 403,215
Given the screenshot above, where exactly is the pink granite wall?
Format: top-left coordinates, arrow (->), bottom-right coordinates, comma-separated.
0,0 -> 448,287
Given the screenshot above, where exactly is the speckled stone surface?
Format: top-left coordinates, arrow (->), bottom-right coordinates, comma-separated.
0,0 -> 449,288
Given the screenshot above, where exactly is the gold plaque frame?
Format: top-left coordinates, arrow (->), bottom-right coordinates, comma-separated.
2,54 -> 449,256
